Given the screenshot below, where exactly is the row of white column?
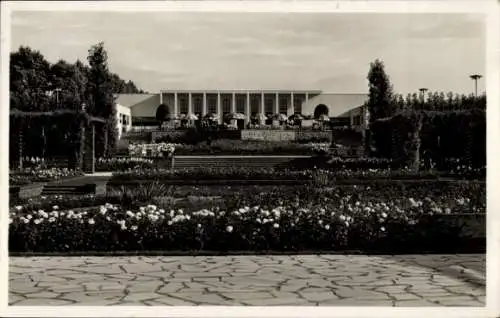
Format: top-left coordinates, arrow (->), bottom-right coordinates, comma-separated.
161,92 -> 311,121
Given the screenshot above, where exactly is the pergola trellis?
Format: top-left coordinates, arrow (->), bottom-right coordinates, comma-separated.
10,109 -> 107,173
370,109 -> 485,169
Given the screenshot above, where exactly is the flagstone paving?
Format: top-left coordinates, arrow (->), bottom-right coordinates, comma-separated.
9,254 -> 486,306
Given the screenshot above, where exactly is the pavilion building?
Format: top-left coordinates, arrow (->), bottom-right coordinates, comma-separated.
115,90 -> 369,135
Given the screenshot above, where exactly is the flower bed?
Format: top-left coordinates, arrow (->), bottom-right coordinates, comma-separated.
128,140 -> 330,156
128,142 -> 175,158
11,182 -> 485,213
112,168 -> 313,182
110,167 -> 485,184
170,140 -> 324,156
9,185 -> 485,253
9,199 -> 484,252
318,156 -> 485,176
10,194 -> 108,214
9,167 -> 83,186
322,157 -> 395,170
96,157 -> 156,172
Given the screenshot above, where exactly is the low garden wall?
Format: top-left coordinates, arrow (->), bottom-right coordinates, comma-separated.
241,130 -> 332,142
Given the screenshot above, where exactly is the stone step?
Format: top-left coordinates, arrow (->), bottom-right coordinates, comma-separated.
41,184 -> 96,196
167,156 -> 312,170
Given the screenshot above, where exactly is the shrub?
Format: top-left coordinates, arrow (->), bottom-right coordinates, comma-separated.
107,182 -> 175,207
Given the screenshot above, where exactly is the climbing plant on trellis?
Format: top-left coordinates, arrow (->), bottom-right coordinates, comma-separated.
371,109 -> 485,170
10,109 -> 107,172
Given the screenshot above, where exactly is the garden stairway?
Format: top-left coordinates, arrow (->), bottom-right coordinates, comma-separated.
171,155 -> 312,170
41,184 -> 97,196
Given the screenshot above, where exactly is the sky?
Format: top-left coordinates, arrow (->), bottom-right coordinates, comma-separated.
10,11 -> 486,95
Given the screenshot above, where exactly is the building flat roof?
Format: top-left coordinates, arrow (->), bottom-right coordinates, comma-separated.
115,94 -> 157,108
159,89 -> 323,94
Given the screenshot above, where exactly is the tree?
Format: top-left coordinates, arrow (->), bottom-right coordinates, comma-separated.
10,46 -> 52,111
364,59 -> 394,155
10,46 -> 53,168
366,59 -> 394,122
87,42 -> 118,157
156,104 -> 169,131
109,72 -> 144,94
9,44 -> 147,167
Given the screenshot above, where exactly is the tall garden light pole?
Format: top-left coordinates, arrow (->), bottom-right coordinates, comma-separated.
418,88 -> 428,110
54,88 -> 62,108
469,74 -> 482,97
418,88 -> 428,101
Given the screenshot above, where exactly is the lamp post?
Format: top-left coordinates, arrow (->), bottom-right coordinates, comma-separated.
418,88 -> 428,110
54,88 -> 62,108
418,88 -> 428,101
469,74 -> 482,97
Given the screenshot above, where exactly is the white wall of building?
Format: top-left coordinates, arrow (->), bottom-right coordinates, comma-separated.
116,103 -> 132,139
128,95 -> 162,118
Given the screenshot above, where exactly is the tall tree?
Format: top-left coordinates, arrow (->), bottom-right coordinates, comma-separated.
87,42 -> 118,156
364,59 -> 394,155
70,60 -> 89,110
366,59 -> 394,122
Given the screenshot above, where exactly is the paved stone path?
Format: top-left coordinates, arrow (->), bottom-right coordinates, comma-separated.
9,254 -> 485,306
